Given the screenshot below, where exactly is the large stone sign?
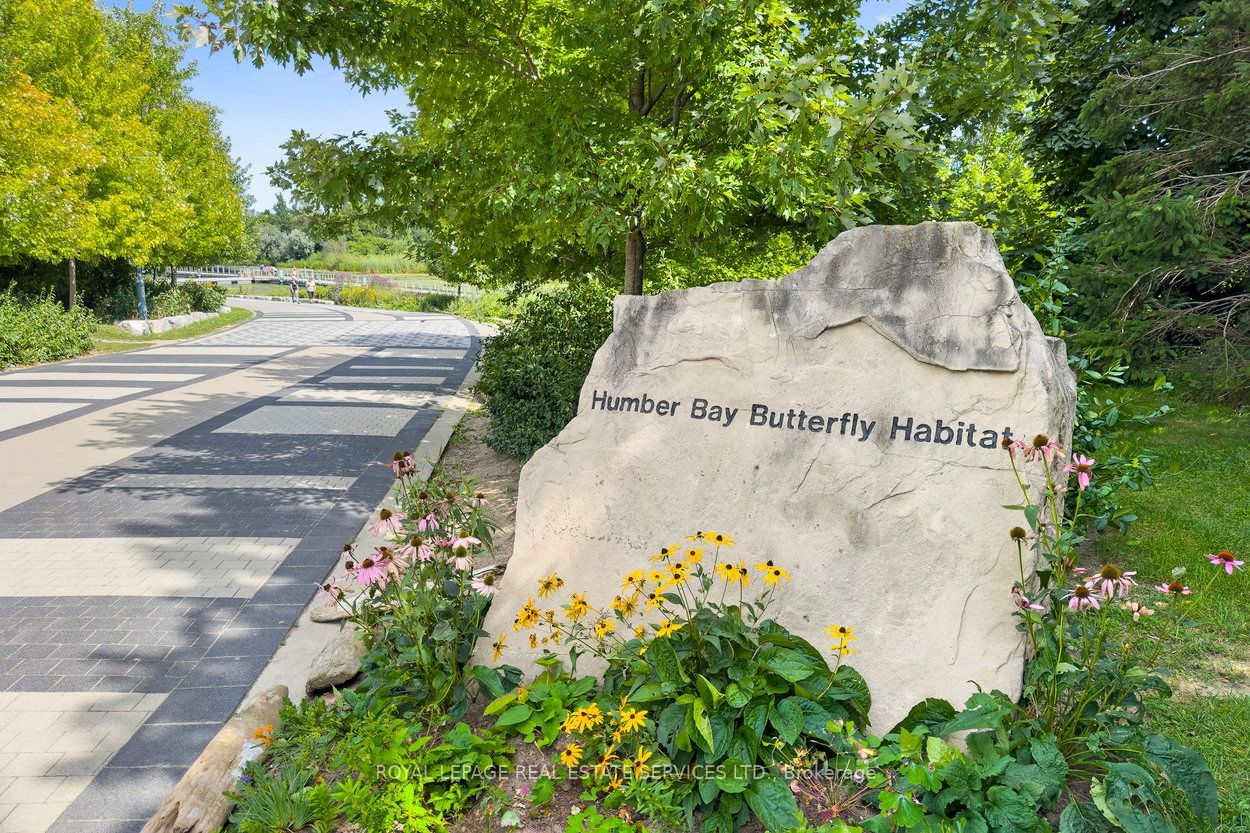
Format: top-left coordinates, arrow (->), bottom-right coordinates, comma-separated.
481,222 -> 1076,729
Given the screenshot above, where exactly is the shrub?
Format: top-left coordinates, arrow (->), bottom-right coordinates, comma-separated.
490,536 -> 871,832
0,286 -> 93,366
477,282 -> 616,459
318,461 -> 501,719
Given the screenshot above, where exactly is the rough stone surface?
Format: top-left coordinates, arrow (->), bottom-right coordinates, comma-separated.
140,685 -> 287,833
117,320 -> 150,336
305,623 -> 365,694
147,318 -> 174,334
168,315 -> 195,329
189,311 -> 210,323
480,222 -> 1076,729
310,604 -> 351,623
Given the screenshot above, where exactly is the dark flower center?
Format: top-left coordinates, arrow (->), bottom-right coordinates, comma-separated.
1073,585 -> 1091,599
1168,581 -> 1185,593
379,509 -> 392,520
1218,551 -> 1236,563
361,558 -> 375,569
1100,565 -> 1122,580
1032,434 -> 1050,449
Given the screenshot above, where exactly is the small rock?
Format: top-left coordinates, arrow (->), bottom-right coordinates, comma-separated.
168,314 -> 194,329
189,311 -> 209,323
117,320 -> 149,336
305,623 -> 365,695
147,318 -> 173,334
310,605 -> 350,623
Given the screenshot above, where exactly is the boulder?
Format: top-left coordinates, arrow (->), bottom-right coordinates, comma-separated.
117,320 -> 149,337
189,311 -> 210,323
310,604 -> 350,623
478,222 -> 1076,729
147,318 -> 173,334
168,314 -> 195,329
305,623 -> 366,694
141,685 -> 287,833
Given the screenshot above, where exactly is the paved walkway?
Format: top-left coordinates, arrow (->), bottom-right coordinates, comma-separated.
0,298 -> 480,832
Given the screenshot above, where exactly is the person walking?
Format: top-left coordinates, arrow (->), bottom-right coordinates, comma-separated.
305,274 -> 316,302
288,272 -> 299,303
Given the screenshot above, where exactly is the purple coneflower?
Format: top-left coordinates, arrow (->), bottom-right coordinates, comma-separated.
1155,580 -> 1192,597
370,508 -> 405,537
1207,550 -> 1244,575
417,513 -> 440,533
1011,586 -> 1044,612
472,572 -> 498,596
1064,453 -> 1095,491
1088,564 -> 1135,598
1064,583 -> 1100,611
353,549 -> 394,586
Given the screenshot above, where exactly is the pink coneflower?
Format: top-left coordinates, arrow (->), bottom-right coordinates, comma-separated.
1120,601 -> 1155,621
453,553 -> 475,571
1088,564 -> 1135,598
451,533 -> 480,554
1155,580 -> 1192,597
352,552 -> 392,587
316,581 -> 344,606
1064,583 -> 1100,611
399,535 -> 434,563
417,513 -> 440,533
1064,454 -> 1095,491
1011,586 -> 1044,612
471,492 -> 488,507
370,508 -> 405,537
389,451 -> 416,478
1025,434 -> 1063,463
1207,551 -> 1244,575
471,572 -> 499,596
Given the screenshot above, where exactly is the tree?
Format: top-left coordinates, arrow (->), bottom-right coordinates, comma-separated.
0,0 -> 249,305
177,0 -> 928,293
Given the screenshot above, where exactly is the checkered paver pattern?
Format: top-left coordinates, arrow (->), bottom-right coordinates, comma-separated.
0,538 -> 298,597
0,692 -> 164,833
0,299 -> 481,832
213,404 -> 420,436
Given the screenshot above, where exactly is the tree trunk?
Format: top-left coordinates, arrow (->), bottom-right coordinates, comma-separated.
67,258 -> 77,308
624,224 -> 645,296
170,266 -> 177,285
623,67 -> 647,296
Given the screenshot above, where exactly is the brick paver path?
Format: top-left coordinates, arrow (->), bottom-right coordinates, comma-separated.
0,299 -> 480,832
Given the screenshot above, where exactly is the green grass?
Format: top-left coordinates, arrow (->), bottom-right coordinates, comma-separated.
90,307 -> 254,354
1088,395 -> 1250,829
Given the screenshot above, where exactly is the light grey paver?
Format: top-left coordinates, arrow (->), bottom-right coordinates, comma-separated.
212,404 -> 418,435
0,404 -> 85,433
0,537 -> 299,596
0,387 -> 149,401
102,474 -> 355,490
322,375 -> 444,385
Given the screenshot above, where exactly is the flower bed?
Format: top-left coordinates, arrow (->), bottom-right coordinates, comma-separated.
225,438 -> 1238,833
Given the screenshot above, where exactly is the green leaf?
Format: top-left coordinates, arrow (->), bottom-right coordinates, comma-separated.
691,699 -> 715,753
715,757 -> 751,794
483,692 -> 517,716
759,647 -> 817,683
745,773 -> 802,832
653,637 -> 689,691
697,674 -> 724,708
1060,801 -> 1113,833
494,704 -> 533,727
770,698 -> 803,744
1142,735 -> 1219,822
725,683 -> 750,709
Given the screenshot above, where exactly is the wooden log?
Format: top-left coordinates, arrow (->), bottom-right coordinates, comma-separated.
140,685 -> 288,833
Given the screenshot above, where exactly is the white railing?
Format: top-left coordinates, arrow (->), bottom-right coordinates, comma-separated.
172,264 -> 480,298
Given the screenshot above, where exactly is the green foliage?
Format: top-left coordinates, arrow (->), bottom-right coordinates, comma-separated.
237,695 -> 514,833
0,0 -> 248,270
565,806 -> 649,832
499,535 -> 871,832
1068,357 -> 1172,534
1028,0 -> 1249,373
178,0 -> 929,293
0,287 -> 94,366
485,665 -> 597,748
477,282 -> 616,459
333,468 -> 500,718
648,232 -> 817,292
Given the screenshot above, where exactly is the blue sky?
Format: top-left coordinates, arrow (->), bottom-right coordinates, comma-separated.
105,0 -> 910,210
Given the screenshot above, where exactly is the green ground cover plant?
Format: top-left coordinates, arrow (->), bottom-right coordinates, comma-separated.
0,286 -> 94,366
228,424 -> 1238,832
